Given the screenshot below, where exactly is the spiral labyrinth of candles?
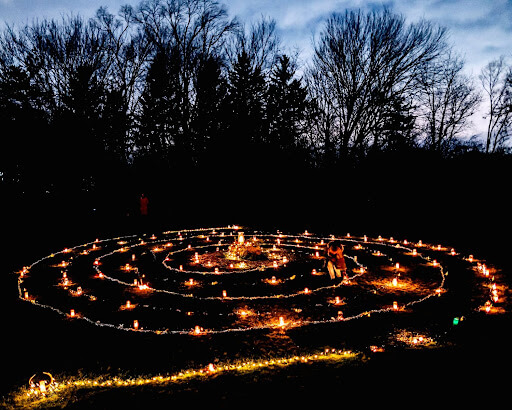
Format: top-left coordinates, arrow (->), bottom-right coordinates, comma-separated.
17,225 -> 506,336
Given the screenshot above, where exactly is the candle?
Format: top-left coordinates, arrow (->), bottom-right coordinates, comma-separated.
133,320 -> 139,330
279,317 -> 285,327
393,301 -> 398,310
70,309 -> 75,317
392,277 -> 398,287
222,290 -> 227,298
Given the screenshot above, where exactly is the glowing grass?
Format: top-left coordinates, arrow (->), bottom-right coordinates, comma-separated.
3,349 -> 358,409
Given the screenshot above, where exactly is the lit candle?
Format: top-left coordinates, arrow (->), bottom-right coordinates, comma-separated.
304,287 -> 310,294
194,325 -> 201,335
222,290 -> 227,298
392,277 -> 398,287
335,296 -> 341,305
70,309 -> 75,317
271,276 -> 277,284
412,249 -> 417,256
279,317 -> 285,327
393,301 -> 398,310
312,269 -> 317,275
133,320 -> 139,330
126,300 -> 131,308
395,263 -> 400,270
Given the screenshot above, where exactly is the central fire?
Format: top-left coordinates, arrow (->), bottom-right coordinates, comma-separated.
225,232 -> 266,261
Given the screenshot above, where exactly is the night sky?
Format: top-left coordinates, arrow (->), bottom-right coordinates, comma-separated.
1,0 -> 511,137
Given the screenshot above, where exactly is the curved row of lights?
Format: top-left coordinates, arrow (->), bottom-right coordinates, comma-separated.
10,225 -> 508,407
16,225 -> 460,336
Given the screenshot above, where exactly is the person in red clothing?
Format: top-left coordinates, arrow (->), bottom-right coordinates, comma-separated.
326,240 -> 347,280
140,193 -> 149,216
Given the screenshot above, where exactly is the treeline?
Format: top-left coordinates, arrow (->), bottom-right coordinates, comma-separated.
0,1 -> 510,228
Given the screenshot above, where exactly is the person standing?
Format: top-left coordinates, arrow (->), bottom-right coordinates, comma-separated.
140,193 -> 149,216
326,240 -> 347,280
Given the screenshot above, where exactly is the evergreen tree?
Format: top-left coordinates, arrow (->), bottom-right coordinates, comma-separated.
135,47 -> 182,167
267,55 -> 308,159
225,50 -> 267,152
192,55 -> 227,166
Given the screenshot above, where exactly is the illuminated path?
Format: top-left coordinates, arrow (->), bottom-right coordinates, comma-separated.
9,225 -> 508,407
16,226 -> 458,335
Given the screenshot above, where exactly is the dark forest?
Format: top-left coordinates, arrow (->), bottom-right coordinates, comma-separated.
0,0 -> 510,243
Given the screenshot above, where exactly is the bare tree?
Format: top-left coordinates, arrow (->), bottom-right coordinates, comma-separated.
479,56 -> 512,153
225,15 -> 280,73
310,8 -> 447,161
416,52 -> 481,153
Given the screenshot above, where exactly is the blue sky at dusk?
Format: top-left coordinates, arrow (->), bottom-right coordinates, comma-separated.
1,0 -> 511,137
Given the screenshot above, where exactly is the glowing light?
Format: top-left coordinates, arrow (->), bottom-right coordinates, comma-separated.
133,320 -> 139,330
279,316 -> 285,327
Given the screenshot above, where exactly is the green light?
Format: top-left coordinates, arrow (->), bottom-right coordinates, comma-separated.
452,317 -> 459,326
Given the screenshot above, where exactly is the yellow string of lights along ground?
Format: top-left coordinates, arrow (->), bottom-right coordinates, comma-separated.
8,349 -> 357,409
